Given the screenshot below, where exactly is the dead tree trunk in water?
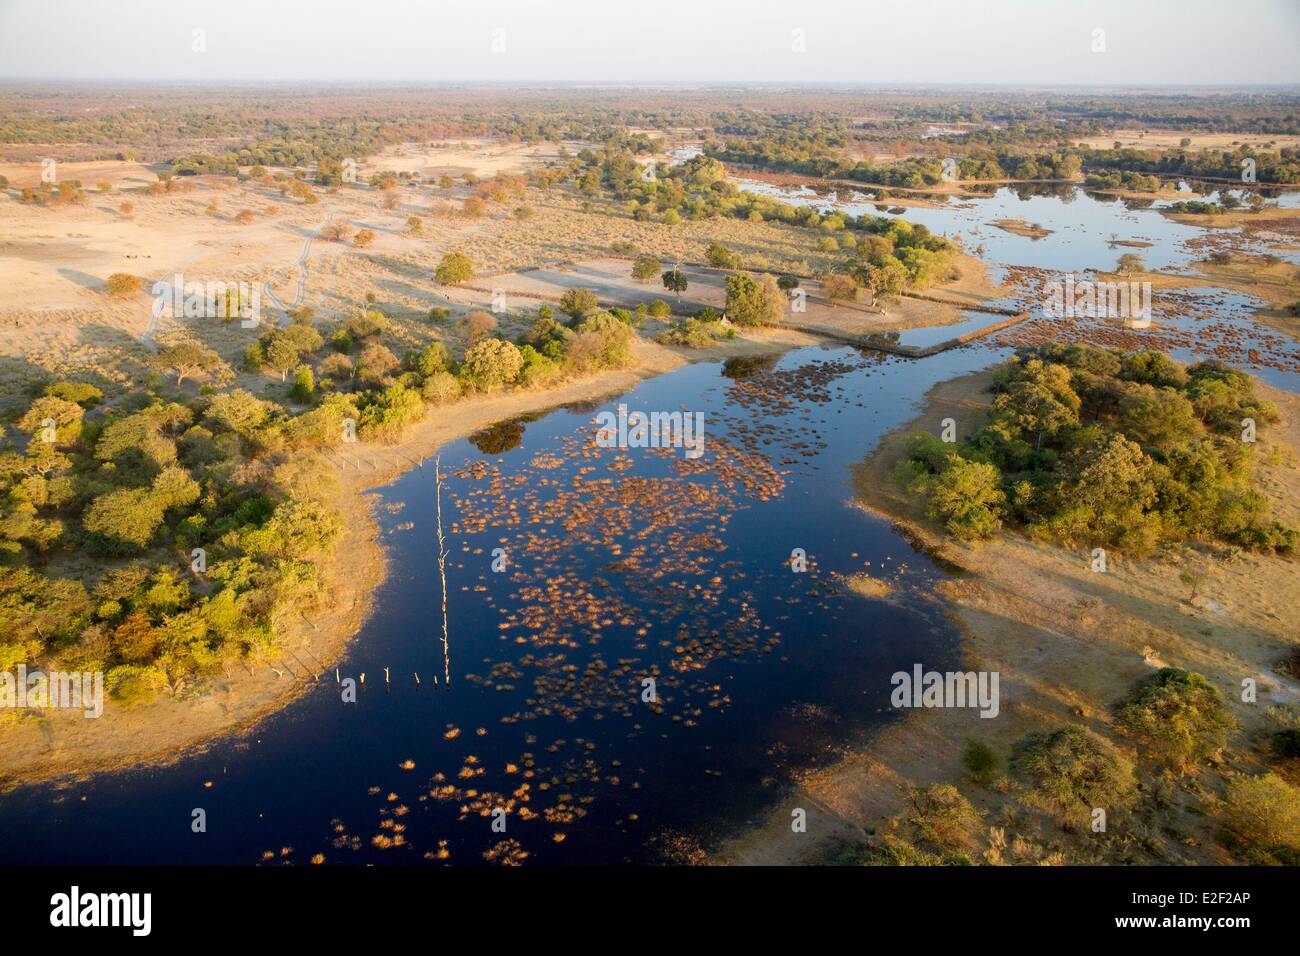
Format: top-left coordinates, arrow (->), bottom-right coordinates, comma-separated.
435,455 -> 451,689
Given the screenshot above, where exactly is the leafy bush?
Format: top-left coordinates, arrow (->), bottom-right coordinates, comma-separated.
705,242 -> 742,269
357,383 -> 424,443
44,382 -> 104,407
460,338 -> 524,392
1114,667 -> 1236,770
962,738 -> 999,784
559,287 -> 599,320
656,318 -> 734,348
631,255 -> 661,282
420,371 -> 460,406
1010,725 -> 1136,820
1221,773 -> 1300,864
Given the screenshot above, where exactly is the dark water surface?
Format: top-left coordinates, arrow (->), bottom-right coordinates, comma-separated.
0,345 -> 999,865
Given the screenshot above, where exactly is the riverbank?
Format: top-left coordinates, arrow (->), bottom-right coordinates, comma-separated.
715,363 -> 1300,866
0,328 -> 818,792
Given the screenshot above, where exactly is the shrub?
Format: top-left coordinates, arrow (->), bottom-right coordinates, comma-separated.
357,384 -> 425,443
409,342 -> 452,376
1010,725 -> 1136,820
106,665 -> 168,708
44,382 -> 104,407
105,273 -> 142,297
559,288 -> 599,320
421,371 -> 460,405
902,784 -> 982,852
344,309 -> 388,340
821,274 -> 859,305
1118,385 -> 1199,450
657,318 -> 734,348
244,341 -> 266,371
705,242 -> 741,269
518,345 -> 564,389
1120,350 -> 1187,388
962,738 -> 999,784
18,396 -> 85,446
459,310 -> 497,346
571,312 -> 634,369
631,255 -> 661,282
1221,774 -> 1300,863
290,365 -> 315,403
1114,667 -> 1236,770
354,342 -> 400,387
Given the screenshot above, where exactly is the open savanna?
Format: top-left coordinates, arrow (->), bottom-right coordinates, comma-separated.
0,142 -> 947,407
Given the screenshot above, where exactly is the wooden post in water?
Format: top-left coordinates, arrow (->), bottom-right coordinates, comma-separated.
435,455 -> 452,690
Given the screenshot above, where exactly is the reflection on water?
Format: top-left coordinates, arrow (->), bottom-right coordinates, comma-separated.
736,180 -> 1300,272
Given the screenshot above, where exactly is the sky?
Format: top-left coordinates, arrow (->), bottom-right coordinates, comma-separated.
0,0 -> 1297,86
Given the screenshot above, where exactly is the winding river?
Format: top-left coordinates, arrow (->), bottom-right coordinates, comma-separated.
1,184 -> 1296,865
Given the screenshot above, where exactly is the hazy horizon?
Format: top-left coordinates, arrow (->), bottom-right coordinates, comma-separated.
2,0 -> 1296,86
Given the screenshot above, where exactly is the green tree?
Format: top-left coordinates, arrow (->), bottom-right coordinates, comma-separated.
1117,252 -> 1145,276
724,272 -> 784,327
1118,385 -> 1199,450
865,259 -> 908,298
290,365 -> 315,402
460,339 -> 523,392
924,456 -> 1006,540
152,340 -> 222,387
435,251 -> 474,285
631,255 -> 661,283
661,269 -> 688,301
355,343 -> 400,387
18,396 -> 85,447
